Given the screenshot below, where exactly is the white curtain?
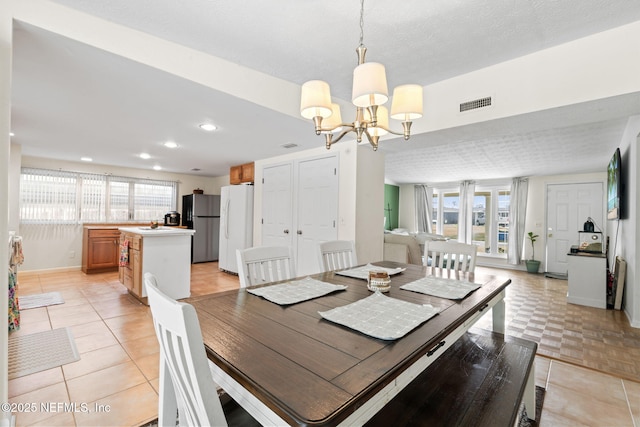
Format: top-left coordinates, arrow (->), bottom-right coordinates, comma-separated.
458,180 -> 475,243
414,185 -> 433,233
508,177 -> 529,265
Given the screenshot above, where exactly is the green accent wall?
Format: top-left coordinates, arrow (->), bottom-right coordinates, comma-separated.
384,184 -> 399,230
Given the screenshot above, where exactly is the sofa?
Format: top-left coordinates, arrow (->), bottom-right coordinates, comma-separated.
383,231 -> 446,265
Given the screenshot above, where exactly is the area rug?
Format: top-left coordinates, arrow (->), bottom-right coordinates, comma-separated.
19,292 -> 64,310
519,386 -> 546,427
8,327 -> 80,380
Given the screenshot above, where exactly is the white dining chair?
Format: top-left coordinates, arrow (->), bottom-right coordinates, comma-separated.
145,273 -> 241,427
423,240 -> 478,273
318,240 -> 358,272
236,246 -> 296,287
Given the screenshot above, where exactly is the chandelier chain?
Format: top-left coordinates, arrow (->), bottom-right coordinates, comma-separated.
359,0 -> 365,47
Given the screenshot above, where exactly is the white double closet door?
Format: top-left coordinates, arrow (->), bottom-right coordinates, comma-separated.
262,154 -> 338,276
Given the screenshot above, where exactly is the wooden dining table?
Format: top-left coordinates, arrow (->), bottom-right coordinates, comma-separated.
187,261 -> 511,426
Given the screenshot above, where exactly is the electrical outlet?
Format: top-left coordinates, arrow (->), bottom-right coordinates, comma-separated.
69,251 -> 75,259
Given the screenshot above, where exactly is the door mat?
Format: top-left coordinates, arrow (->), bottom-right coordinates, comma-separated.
19,292 -> 65,310
8,327 -> 80,380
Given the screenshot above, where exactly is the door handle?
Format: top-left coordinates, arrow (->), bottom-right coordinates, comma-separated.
297,230 -> 302,235
283,229 -> 289,234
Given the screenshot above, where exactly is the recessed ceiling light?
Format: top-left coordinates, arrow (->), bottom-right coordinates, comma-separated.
9,132 -> 15,137
153,165 -> 162,171
140,153 -> 151,159
199,123 -> 217,132
164,141 -> 178,148
81,157 -> 93,162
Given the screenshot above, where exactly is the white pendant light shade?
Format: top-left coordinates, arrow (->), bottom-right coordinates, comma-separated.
300,80 -> 333,119
321,103 -> 343,133
352,62 -> 389,108
367,106 -> 389,137
390,84 -> 423,120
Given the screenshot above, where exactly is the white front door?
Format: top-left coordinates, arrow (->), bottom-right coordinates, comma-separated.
262,163 -> 293,248
546,182 -> 603,275
295,155 -> 339,275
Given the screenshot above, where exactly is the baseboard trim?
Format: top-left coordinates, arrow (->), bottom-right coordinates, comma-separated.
19,266 -> 82,277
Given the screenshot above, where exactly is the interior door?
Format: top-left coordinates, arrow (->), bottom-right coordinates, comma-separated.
295,155 -> 338,275
262,163 -> 293,247
546,182 -> 603,275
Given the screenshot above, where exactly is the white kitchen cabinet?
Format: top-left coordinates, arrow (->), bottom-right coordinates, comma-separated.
567,252 -> 607,309
118,227 -> 195,304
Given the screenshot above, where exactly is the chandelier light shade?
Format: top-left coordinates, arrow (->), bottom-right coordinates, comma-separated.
300,80 -> 333,120
352,62 -> 389,108
299,0 -> 423,151
367,106 -> 389,137
390,84 -> 423,120
321,103 -> 344,134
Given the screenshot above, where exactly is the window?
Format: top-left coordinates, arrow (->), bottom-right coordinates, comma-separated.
442,192 -> 460,239
431,184 -> 510,257
472,186 -> 510,256
20,168 -> 178,224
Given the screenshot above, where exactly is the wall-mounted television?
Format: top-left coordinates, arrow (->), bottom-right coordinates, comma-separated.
607,147 -> 622,220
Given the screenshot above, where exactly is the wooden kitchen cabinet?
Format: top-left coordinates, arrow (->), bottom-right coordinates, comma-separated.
82,227 -> 121,273
230,162 -> 254,184
230,165 -> 242,184
119,231 -> 144,303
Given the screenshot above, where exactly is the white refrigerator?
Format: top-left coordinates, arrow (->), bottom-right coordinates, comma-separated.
219,185 -> 254,273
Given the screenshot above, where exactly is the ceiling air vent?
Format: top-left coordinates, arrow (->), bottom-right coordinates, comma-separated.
281,143 -> 298,149
459,96 -> 492,112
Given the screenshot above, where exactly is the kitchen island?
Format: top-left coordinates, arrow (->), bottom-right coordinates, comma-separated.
118,226 -> 195,304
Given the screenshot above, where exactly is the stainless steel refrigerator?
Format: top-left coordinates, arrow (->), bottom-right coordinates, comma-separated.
182,194 -> 220,263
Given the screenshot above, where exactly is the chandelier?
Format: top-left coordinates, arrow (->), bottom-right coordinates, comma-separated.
300,0 -> 423,151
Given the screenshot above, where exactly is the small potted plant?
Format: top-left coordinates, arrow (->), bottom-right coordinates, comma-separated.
526,231 -> 541,273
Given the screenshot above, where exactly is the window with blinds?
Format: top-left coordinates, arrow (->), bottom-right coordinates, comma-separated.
20,168 -> 178,224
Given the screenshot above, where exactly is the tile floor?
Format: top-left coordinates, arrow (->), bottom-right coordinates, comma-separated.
6,263 -> 640,426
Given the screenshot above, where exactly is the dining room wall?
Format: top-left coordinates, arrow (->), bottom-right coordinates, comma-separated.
612,116 -> 640,326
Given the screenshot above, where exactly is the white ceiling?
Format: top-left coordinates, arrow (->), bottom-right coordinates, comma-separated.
10,0 -> 640,184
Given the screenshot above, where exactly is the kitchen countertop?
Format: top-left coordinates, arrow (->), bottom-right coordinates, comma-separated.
118,226 -> 195,236
567,251 -> 606,258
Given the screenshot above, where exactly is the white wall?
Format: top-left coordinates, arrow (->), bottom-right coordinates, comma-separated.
415,20 -> 640,136
355,146 -> 385,264
8,143 -> 20,232
14,155 -> 228,271
613,116 -> 640,326
0,0 -> 12,410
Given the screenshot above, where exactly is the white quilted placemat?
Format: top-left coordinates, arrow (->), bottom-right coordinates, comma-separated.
400,276 -> 481,300
247,277 -> 347,305
335,263 -> 405,280
319,292 -> 440,340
